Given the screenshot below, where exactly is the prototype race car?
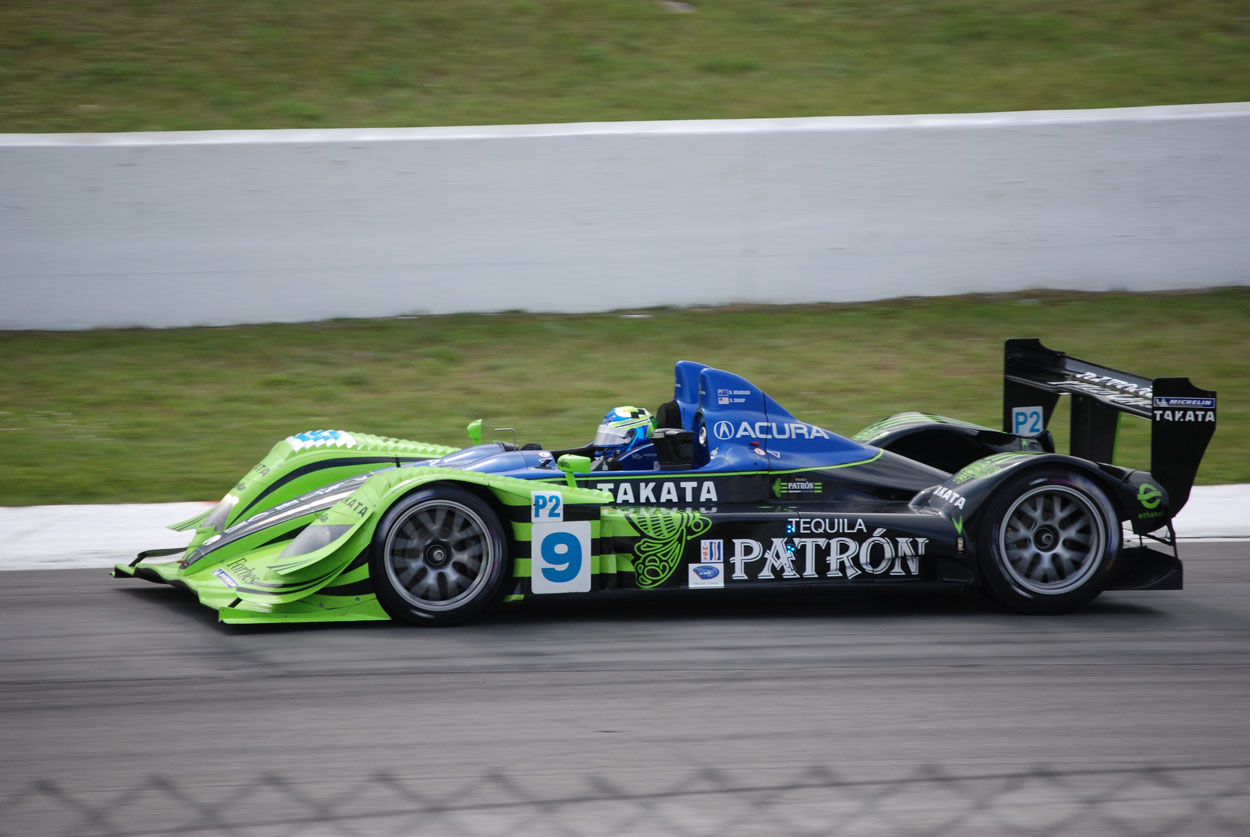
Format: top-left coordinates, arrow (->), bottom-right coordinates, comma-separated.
116,339 -> 1216,624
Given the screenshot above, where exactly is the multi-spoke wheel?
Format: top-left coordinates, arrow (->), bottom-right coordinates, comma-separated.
978,470 -> 1119,614
370,486 -> 508,625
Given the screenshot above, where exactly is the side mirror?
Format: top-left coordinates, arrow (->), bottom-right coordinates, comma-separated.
466,418 -> 482,446
556,454 -> 591,488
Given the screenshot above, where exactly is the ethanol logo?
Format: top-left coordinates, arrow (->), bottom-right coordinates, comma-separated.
1137,483 -> 1162,510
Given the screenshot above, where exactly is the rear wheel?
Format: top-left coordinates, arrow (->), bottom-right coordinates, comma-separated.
977,470 -> 1119,614
370,486 -> 508,625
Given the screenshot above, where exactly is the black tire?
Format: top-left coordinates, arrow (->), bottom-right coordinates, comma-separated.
370,486 -> 509,625
977,469 -> 1120,614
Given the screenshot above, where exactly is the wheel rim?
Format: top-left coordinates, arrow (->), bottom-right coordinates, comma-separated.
383,499 -> 496,613
997,484 -> 1105,596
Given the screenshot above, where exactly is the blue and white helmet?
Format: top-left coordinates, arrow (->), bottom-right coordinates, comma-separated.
593,406 -> 655,457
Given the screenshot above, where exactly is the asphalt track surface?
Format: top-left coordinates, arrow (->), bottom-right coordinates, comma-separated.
3,544 -> 1249,836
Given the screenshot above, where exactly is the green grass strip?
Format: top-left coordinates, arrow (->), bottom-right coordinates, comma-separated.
1,289 -> 1246,505
1,1 -> 1247,133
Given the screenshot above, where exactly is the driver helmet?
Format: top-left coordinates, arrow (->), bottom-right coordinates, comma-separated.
593,406 -> 655,458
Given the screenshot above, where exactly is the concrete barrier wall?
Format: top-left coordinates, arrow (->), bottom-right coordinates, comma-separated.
2,103 -> 1248,329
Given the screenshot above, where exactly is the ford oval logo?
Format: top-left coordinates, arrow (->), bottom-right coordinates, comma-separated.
694,565 -> 720,580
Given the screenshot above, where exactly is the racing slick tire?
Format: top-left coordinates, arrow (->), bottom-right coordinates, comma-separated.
370,486 -> 509,625
977,469 -> 1120,615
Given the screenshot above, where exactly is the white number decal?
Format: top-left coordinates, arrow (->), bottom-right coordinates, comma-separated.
531,522 -> 591,594
531,490 -> 563,522
1011,406 -> 1044,437
530,490 -> 589,594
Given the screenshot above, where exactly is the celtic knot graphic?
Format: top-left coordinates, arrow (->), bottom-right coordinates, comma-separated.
626,509 -> 711,589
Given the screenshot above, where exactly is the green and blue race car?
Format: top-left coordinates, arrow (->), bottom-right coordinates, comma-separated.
116,339 -> 1216,624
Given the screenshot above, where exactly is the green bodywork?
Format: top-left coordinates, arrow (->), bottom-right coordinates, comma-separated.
852,412 -> 988,445
114,428 -> 648,624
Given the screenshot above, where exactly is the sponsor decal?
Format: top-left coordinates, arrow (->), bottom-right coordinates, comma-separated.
1070,372 -> 1152,397
1137,483 -> 1162,510
286,429 -> 357,451
688,563 -> 724,589
1152,397 -> 1215,423
785,518 -> 866,535
626,510 -> 712,589
729,526 -> 926,581
1154,397 -> 1216,409
340,497 -> 369,518
224,558 -> 261,587
711,421 -> 831,442
1052,376 -> 1151,409
594,480 -> 718,505
772,477 -> 823,497
211,568 -> 238,589
931,485 -> 967,510
700,539 -> 724,563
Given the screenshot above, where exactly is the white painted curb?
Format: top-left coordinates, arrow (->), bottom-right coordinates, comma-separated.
0,486 -> 1245,571
1170,485 -> 1250,540
0,502 -> 213,570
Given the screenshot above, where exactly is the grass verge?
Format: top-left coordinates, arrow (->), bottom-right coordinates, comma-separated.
1,0 -> 1247,133
1,288 -> 1246,505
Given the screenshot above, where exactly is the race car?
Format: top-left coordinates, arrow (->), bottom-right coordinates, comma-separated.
115,339 -> 1217,624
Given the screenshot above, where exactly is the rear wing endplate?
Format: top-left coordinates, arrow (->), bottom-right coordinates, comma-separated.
1003,338 -> 1216,513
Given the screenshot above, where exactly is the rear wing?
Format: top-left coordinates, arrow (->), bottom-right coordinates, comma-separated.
1003,338 -> 1216,513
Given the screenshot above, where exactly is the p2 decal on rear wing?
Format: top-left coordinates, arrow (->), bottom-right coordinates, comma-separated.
1002,338 -> 1216,513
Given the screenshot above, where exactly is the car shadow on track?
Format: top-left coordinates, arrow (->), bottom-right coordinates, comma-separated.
116,584 -> 230,629
116,579 -> 1171,635
479,587 -> 1168,627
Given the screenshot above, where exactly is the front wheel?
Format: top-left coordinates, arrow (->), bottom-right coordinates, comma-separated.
370,486 -> 508,625
977,470 -> 1120,614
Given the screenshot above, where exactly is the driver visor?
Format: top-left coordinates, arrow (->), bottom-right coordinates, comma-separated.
592,424 -> 632,447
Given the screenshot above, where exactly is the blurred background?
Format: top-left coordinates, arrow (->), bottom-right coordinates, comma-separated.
1,1 -> 1247,506
3,0 -> 1246,131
